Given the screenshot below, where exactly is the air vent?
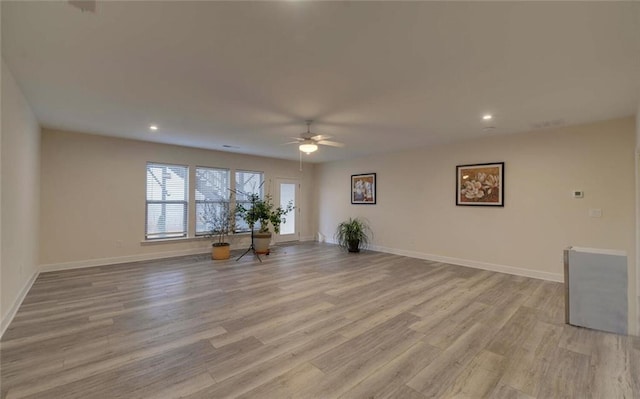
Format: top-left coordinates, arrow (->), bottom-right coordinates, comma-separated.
531,119 -> 565,130
68,0 -> 96,13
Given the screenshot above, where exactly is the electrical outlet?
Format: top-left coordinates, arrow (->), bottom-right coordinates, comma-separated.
588,209 -> 602,218
115,240 -> 123,248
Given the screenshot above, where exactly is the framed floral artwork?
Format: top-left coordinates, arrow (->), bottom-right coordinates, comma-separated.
351,173 -> 376,204
456,162 -> 504,206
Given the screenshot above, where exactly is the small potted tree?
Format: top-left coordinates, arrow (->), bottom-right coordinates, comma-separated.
236,193 -> 293,254
200,202 -> 234,260
335,217 -> 372,253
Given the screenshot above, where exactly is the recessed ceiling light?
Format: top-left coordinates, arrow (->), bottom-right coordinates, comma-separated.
482,114 -> 492,121
149,125 -> 158,131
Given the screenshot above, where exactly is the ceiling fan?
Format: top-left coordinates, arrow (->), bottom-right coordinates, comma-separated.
285,120 -> 345,154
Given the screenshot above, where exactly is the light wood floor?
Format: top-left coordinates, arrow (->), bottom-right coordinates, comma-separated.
1,242 -> 639,399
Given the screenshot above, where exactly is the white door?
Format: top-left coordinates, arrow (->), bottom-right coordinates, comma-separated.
275,178 -> 299,243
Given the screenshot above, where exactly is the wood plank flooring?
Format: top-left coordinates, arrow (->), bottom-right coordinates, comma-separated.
1,242 -> 638,398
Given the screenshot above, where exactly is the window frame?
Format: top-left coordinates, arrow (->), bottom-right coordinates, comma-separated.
195,166 -> 231,237
145,162 -> 189,240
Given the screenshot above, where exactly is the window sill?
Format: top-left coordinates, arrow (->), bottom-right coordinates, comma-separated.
140,233 -> 251,245
141,236 -> 207,245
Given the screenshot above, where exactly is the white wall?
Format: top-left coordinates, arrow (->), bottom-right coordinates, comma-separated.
316,117 -> 637,333
39,129 -> 315,269
1,60 -> 41,334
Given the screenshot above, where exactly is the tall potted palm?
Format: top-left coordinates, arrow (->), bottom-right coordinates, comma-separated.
236,193 -> 293,254
335,217 -> 372,253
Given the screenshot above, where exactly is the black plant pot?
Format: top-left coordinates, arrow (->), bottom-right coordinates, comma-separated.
347,239 -> 360,253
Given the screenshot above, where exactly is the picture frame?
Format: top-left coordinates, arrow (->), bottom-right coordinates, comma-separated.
456,162 -> 504,206
351,173 -> 376,205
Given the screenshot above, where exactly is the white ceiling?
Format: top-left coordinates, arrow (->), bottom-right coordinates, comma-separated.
2,1 -> 639,163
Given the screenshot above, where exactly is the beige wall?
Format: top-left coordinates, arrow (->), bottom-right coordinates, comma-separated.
1,60 -> 41,331
636,106 -> 640,330
316,117 -> 637,333
40,129 -> 315,267
25,109 -> 640,335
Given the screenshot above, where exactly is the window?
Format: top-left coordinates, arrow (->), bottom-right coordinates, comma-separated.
235,170 -> 264,232
195,167 -> 230,236
146,163 -> 188,239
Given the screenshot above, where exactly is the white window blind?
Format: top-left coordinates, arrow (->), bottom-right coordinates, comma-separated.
235,170 -> 263,232
145,163 -> 188,239
195,167 -> 230,235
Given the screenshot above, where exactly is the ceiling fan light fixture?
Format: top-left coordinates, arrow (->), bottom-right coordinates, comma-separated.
299,142 -> 318,154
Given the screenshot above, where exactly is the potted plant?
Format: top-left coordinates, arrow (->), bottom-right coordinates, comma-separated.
200,201 -> 234,260
236,193 -> 294,254
335,217 -> 372,253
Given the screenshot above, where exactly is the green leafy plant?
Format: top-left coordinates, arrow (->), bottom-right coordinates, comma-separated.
236,193 -> 294,234
335,217 -> 372,252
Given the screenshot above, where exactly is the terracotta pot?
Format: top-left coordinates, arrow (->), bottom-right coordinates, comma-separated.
253,232 -> 272,255
211,243 -> 231,260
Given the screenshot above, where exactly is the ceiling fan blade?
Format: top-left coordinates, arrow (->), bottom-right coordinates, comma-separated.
318,140 -> 345,148
310,134 -> 332,141
290,137 -> 305,141
282,141 -> 301,145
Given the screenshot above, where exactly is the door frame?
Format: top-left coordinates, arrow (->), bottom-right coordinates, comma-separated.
274,177 -> 300,243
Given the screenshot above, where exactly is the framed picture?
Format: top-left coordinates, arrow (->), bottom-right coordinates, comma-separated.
351,173 -> 376,204
456,162 -> 504,206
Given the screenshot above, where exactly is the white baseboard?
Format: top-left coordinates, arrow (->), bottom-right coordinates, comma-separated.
324,238 -> 562,282
370,244 -> 563,282
1,269 -> 39,339
40,237 -> 316,274
39,240 -> 563,281
39,247 -> 211,273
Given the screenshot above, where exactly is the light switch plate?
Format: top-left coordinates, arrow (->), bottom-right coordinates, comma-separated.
572,190 -> 584,198
589,208 -> 602,218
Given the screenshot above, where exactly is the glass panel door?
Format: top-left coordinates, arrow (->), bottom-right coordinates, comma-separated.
275,178 -> 298,242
